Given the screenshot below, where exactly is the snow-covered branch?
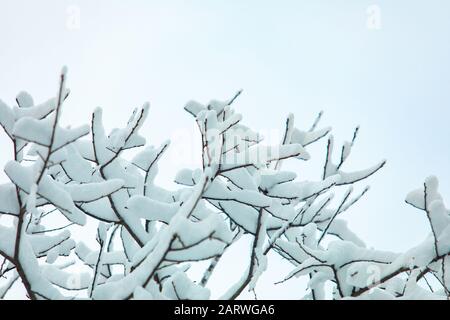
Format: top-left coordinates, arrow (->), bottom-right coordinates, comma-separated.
0,69 -> 448,300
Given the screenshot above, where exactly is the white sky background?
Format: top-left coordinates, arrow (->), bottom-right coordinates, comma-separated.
1,0 -> 450,299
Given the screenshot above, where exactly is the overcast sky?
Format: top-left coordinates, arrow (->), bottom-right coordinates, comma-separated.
1,0 -> 450,299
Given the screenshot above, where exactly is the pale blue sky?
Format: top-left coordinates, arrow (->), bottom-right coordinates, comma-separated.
1,0 -> 449,298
